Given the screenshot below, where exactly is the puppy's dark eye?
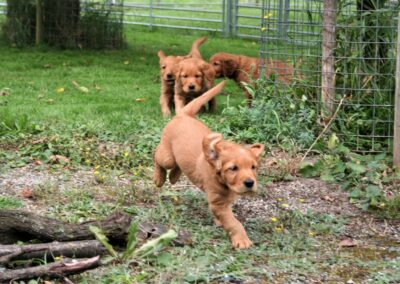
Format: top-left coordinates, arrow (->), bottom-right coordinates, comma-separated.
213,62 -> 220,66
182,74 -> 188,78
229,165 -> 238,171
252,165 -> 257,170
195,74 -> 201,78
161,65 -> 166,69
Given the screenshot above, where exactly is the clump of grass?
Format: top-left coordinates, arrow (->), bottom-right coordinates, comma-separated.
0,195 -> 24,209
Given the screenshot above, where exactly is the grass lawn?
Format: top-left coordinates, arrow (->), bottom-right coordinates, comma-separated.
1,25 -> 400,284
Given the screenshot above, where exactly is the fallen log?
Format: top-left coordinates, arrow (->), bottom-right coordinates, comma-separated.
0,240 -> 106,265
0,256 -> 100,283
0,210 -> 131,244
0,209 -> 192,246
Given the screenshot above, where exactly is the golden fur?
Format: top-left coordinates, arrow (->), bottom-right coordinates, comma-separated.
209,52 -> 295,105
173,57 -> 216,113
153,81 -> 264,249
157,36 -> 207,118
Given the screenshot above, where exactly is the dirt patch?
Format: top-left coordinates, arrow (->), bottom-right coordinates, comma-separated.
1,165 -> 399,283
1,165 -> 399,241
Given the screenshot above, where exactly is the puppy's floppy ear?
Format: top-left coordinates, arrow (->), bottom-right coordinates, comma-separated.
247,143 -> 264,160
173,64 -> 181,81
201,62 -> 216,87
157,50 -> 165,60
222,59 -> 239,77
203,132 -> 223,169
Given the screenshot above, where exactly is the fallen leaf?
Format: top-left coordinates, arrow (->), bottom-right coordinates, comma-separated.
338,239 -> 358,248
71,80 -> 80,88
124,60 -> 130,65
78,86 -> 89,93
323,195 -> 335,202
21,187 -> 34,199
49,155 -> 70,164
136,98 -> 145,102
95,84 -> 101,91
43,64 -> 51,69
47,99 -> 55,104
56,87 -> 65,94
0,88 -> 10,96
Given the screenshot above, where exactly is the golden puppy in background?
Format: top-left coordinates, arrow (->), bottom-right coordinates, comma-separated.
153,81 -> 264,249
157,36 -> 208,118
173,57 -> 216,113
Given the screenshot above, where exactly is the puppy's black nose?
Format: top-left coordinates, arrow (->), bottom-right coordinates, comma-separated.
188,84 -> 195,90
167,73 -> 173,80
244,179 -> 254,188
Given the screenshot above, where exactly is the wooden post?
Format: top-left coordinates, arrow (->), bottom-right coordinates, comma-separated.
394,12 -> 400,170
321,0 -> 337,120
35,0 -> 42,45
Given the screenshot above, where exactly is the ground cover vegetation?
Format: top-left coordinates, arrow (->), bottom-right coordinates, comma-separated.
0,13 -> 399,284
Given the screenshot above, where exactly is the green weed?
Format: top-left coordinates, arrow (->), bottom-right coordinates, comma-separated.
300,134 -> 400,215
209,79 -> 318,150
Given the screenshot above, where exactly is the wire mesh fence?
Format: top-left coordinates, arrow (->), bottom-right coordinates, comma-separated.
260,0 -> 399,153
0,1 -> 267,39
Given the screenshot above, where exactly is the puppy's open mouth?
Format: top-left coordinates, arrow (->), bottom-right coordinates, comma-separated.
165,79 -> 174,84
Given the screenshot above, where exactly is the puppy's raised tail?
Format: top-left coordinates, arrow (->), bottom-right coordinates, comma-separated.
179,81 -> 226,117
188,36 -> 208,58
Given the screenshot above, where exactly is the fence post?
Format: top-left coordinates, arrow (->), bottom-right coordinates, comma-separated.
149,0 -> 154,31
35,0 -> 42,45
233,0 -> 238,37
321,0 -> 337,120
394,12 -> 400,169
225,0 -> 232,37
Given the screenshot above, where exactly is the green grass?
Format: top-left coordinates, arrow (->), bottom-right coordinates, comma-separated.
0,25 -> 259,169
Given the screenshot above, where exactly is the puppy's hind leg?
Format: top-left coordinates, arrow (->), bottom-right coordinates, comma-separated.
168,166 -> 182,184
153,162 -> 167,187
153,143 -> 176,187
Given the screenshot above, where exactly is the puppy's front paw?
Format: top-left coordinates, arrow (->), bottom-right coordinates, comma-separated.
231,234 -> 253,249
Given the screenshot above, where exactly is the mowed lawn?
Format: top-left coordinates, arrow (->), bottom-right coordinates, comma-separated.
0,26 -> 258,139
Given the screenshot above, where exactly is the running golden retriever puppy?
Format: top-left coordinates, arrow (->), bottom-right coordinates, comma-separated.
173,57 -> 216,113
153,81 -> 264,249
157,36 -> 207,118
209,52 -> 295,106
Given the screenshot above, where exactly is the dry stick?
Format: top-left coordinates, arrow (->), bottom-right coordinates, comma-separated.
301,96 -> 346,163
0,256 -> 100,283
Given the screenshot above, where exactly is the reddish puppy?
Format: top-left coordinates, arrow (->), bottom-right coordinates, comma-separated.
157,36 -> 207,118
153,81 -> 264,249
209,52 -> 296,105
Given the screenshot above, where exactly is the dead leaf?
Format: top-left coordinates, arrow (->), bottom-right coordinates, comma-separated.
338,239 -> 358,248
95,84 -> 101,91
56,87 -> 65,94
47,99 -> 55,104
0,89 -> 10,96
72,81 -> 89,93
21,187 -> 34,199
31,137 -> 47,145
49,155 -> 70,164
71,80 -> 80,88
323,195 -> 335,202
79,86 -> 89,93
135,98 -> 145,102
43,64 -> 51,69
